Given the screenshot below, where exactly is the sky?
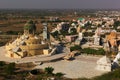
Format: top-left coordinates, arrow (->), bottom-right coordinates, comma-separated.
0,0 -> 120,9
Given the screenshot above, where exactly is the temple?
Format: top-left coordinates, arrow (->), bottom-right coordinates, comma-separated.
5,20 -> 55,58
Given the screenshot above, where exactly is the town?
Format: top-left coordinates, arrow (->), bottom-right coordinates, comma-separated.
0,9 -> 120,80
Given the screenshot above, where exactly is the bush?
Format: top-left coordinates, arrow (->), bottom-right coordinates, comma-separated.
60,30 -> 69,36
44,67 -> 54,74
69,28 -> 77,35
96,48 -> 105,55
30,69 -> 39,75
0,42 -> 6,46
70,45 -> 105,55
55,72 -> 64,78
82,48 -> 105,55
70,45 -> 81,52
36,75 -> 43,80
0,61 -> 6,67
5,63 -> 15,74
51,31 -> 59,38
6,31 -> 18,35
82,48 -> 95,55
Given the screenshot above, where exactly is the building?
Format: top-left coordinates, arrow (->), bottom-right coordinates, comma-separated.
5,21 -> 55,58
65,35 -> 78,42
43,23 -> 49,40
5,34 -> 51,58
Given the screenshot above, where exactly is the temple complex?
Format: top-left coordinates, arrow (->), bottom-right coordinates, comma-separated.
5,20 -> 56,58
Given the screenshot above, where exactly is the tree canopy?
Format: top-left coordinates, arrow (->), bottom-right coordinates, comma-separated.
24,20 -> 36,34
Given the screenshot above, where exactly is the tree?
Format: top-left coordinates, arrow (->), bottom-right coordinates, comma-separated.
24,20 -> 36,34
70,28 -> 77,35
44,67 -> 54,74
114,20 -> 120,29
51,31 -> 59,38
0,61 -> 5,67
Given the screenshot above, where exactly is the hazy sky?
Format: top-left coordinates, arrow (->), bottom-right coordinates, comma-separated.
0,0 -> 119,9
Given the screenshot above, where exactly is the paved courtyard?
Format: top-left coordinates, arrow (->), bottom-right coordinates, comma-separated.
35,55 -> 107,78
0,46 -> 107,78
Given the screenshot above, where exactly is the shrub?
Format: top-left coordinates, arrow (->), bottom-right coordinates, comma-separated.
82,48 -> 95,55
0,61 -> 6,67
44,67 -> 54,74
6,31 -> 18,35
55,72 -> 64,78
36,75 -> 43,80
30,69 -> 39,75
5,63 -> 15,75
96,48 -> 105,55
82,48 -> 105,55
60,30 -> 69,37
0,42 -> 6,46
51,31 -> 59,38
70,45 -> 81,52
69,28 -> 77,35
118,59 -> 120,65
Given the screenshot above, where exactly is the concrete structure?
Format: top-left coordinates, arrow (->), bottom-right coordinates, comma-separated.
5,34 -> 50,58
5,21 -> 56,58
96,56 -> 111,72
93,27 -> 101,45
43,23 -> 49,40
65,35 -> 78,42
93,34 -> 100,45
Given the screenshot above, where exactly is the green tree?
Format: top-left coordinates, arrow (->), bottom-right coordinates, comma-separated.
24,20 -> 36,34
44,66 -> 54,74
114,20 -> 120,29
51,31 -> 59,38
70,28 -> 77,35
0,61 -> 5,67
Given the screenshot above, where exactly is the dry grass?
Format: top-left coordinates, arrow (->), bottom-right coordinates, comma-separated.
0,16 -> 78,32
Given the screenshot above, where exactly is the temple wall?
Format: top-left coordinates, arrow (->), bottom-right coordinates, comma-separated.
29,49 -> 43,55
28,44 -> 48,50
43,49 -> 52,55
